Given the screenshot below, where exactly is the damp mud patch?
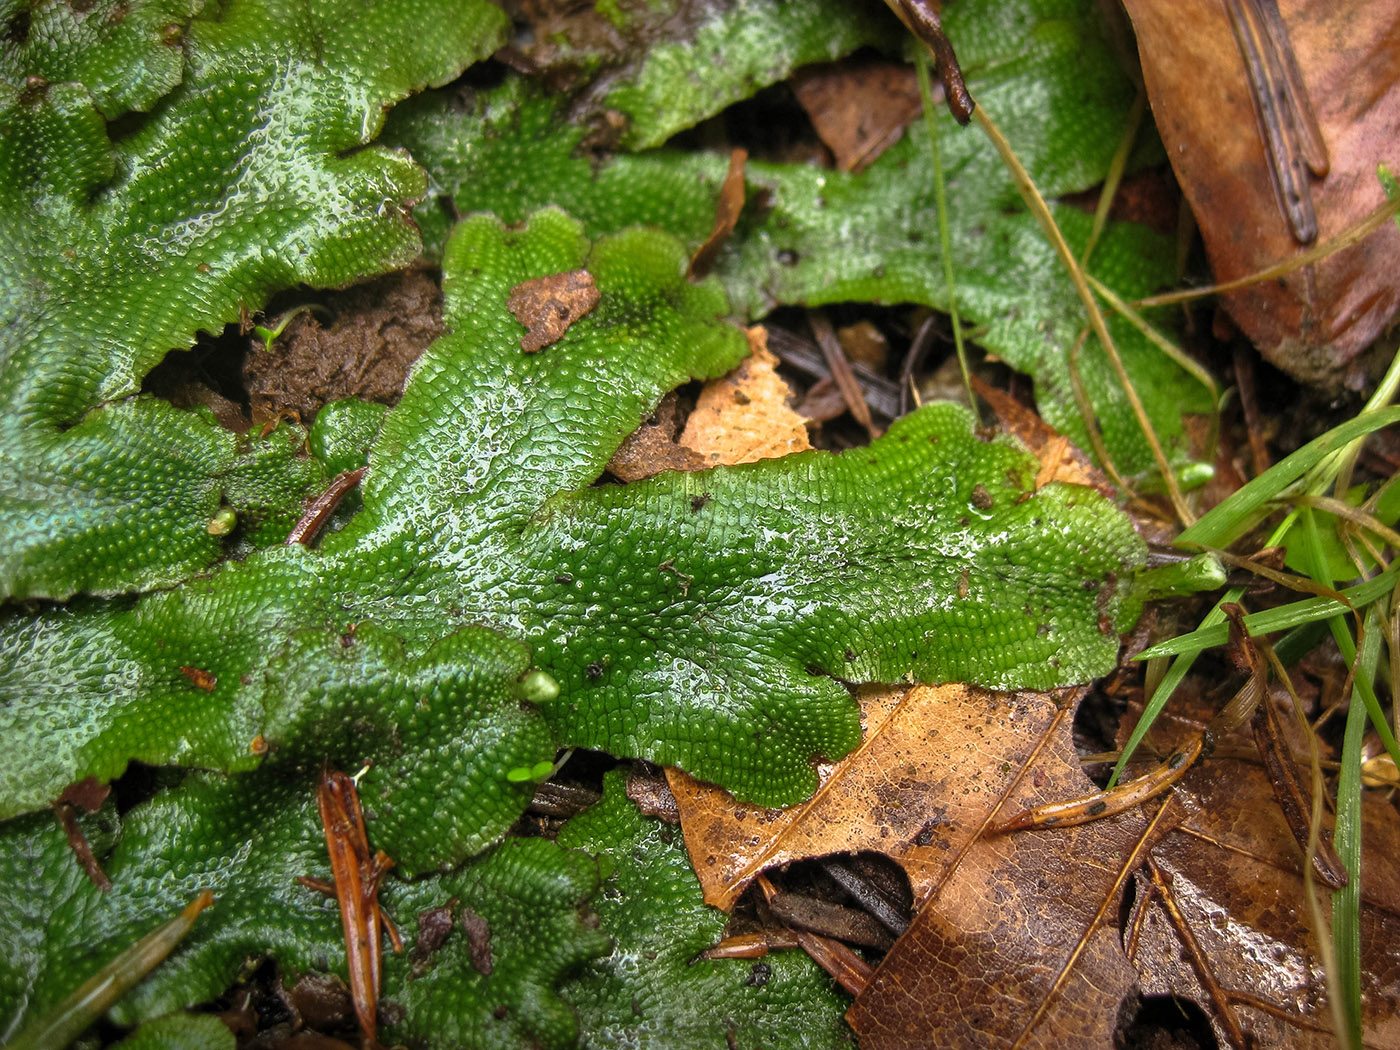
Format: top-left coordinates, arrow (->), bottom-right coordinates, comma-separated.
245,268 -> 445,425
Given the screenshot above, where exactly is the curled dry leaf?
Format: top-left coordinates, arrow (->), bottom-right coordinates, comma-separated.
973,378 -> 1115,496
1119,691 -> 1400,1048
506,268 -> 601,353
1121,0 -> 1400,389
688,148 -> 748,279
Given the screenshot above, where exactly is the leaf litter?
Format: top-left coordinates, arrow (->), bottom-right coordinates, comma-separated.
506,269 -> 602,353
792,60 -> 926,173
1115,680 -> 1400,1048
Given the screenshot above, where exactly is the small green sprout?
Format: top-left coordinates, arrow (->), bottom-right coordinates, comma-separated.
206,508 -> 238,536
251,304 -> 326,352
519,669 -> 560,704
506,759 -> 557,783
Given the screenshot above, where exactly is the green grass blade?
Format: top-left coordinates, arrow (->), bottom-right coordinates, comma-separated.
1178,405 -> 1400,550
1136,561 -> 1400,659
1111,512 -> 1298,786
1330,610 -> 1378,1050
1110,590 -> 1239,788
1134,559 -> 1400,773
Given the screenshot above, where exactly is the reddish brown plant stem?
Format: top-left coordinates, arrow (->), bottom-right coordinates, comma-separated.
286,467 -> 368,546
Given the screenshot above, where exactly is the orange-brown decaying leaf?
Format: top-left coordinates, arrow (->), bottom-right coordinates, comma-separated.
847,702 -> 1160,1050
506,268 -> 600,353
678,326 -> 811,465
669,683 -> 1077,911
973,378 -> 1114,495
688,148 -> 748,279
1120,0 -> 1400,389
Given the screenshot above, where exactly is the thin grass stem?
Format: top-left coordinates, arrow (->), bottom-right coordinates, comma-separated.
972,106 -> 1192,523
914,49 -> 974,415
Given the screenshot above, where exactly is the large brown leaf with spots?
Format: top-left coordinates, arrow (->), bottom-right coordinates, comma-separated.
671,682 -> 1159,1049
669,683 -> 1083,910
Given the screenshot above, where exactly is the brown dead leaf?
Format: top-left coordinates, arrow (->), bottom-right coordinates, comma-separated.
793,378 -> 849,425
506,268 -> 600,353
670,684 -> 1080,911
793,61 -> 925,172
688,148 -> 748,279
1121,0 -> 1400,389
1118,690 -> 1400,1048
678,327 -> 811,465
973,377 -> 1114,496
285,972 -> 355,1034
625,762 -> 681,824
847,706 -> 1157,1050
808,309 -> 881,438
408,899 -> 456,972
460,906 -> 494,975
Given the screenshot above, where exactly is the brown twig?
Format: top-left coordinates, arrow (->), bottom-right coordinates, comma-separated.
286,467 -> 367,546
765,326 -> 901,418
53,802 -> 111,891
1146,857 -> 1251,1049
808,309 -> 880,439
1251,685 -> 1348,888
767,891 -> 895,950
757,874 -> 874,996
1224,0 -> 1321,243
890,0 -> 975,124
898,314 -> 939,418
820,858 -> 910,937
299,768 -> 402,1050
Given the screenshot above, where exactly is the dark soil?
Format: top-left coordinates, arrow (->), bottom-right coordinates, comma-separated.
244,268 -> 444,426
